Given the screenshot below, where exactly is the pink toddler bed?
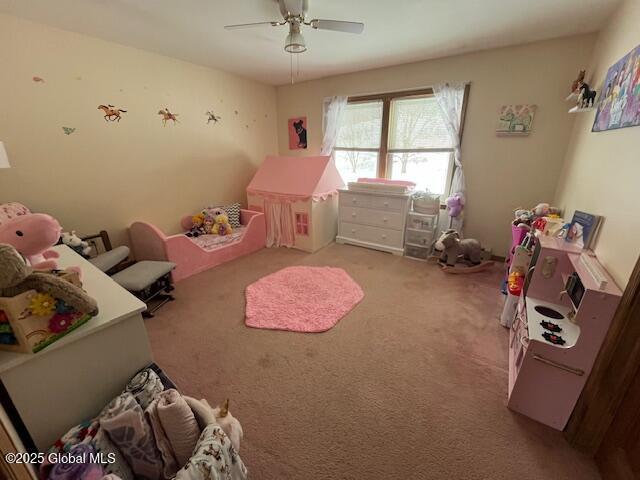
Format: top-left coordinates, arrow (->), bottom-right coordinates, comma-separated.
129,209 -> 266,282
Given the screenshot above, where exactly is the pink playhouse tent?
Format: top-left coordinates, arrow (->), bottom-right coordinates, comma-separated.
247,155 -> 345,252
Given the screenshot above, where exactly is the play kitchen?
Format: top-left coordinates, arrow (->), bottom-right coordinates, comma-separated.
507,235 -> 621,430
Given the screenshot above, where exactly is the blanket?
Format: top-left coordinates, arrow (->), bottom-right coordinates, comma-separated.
188,227 -> 246,251
47,444 -> 104,480
99,392 -> 163,480
125,368 -> 164,409
40,418 -> 100,479
156,389 -> 201,467
145,397 -> 179,479
174,425 -> 247,480
93,427 -> 135,480
40,417 -> 133,480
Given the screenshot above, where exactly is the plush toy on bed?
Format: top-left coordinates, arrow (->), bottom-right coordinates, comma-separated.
186,213 -> 207,238
212,213 -> 233,236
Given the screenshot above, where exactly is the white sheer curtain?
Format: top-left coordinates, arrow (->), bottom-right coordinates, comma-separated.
264,199 -> 295,248
433,82 -> 467,234
320,95 -> 348,156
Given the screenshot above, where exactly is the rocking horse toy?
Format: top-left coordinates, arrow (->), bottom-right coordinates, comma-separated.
430,229 -> 494,274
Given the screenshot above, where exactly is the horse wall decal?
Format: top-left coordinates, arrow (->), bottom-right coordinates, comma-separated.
158,108 -> 179,126
98,105 -> 127,122
206,111 -> 221,124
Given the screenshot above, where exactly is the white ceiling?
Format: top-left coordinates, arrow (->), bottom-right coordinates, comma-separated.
0,0 -> 620,86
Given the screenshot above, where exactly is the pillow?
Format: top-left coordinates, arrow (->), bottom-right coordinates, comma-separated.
205,203 -> 241,228
223,203 -> 241,228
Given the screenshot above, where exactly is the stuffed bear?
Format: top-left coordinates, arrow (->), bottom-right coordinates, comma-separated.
61,231 -> 91,257
0,243 -> 98,315
434,229 -> 482,266
212,213 -> 233,236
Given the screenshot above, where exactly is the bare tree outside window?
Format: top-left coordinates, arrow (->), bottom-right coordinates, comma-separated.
333,91 -> 462,194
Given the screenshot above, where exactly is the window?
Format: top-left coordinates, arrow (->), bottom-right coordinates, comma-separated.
295,213 -> 309,235
334,89 -> 467,196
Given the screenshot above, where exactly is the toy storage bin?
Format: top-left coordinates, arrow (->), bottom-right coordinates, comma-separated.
412,195 -> 440,215
406,229 -> 434,247
407,212 -> 438,231
0,271 -> 94,354
405,244 -> 431,261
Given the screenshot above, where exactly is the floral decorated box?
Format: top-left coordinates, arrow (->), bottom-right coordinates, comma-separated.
0,271 -> 94,354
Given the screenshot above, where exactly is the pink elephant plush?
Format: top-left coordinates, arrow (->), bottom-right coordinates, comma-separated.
0,213 -> 62,269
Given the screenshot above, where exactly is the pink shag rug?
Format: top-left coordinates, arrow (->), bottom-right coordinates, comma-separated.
245,266 -> 364,332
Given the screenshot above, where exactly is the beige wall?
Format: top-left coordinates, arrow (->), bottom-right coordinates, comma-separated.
554,0 -> 639,288
0,14 -> 278,246
276,35 -> 596,256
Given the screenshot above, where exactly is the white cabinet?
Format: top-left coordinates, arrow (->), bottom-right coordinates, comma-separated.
336,189 -> 411,255
0,246 -> 151,451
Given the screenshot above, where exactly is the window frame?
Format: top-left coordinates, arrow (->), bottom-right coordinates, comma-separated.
295,212 -> 309,236
333,86 -> 470,199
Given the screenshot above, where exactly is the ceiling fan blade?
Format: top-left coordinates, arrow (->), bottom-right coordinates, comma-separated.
224,21 -> 282,30
309,19 -> 364,34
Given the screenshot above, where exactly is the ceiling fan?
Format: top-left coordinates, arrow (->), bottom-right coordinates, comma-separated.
224,0 -> 364,54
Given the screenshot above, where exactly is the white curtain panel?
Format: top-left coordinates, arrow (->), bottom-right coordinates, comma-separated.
433,82 -> 467,234
320,95 -> 348,156
264,199 -> 295,248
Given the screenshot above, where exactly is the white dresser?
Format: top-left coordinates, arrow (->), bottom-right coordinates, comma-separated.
336,188 -> 411,255
0,245 -> 152,451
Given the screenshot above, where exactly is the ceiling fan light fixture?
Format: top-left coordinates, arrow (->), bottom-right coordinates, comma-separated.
284,24 -> 306,53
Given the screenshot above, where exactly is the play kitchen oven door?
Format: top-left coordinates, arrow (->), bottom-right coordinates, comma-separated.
509,298 -> 529,391
507,296 -> 586,430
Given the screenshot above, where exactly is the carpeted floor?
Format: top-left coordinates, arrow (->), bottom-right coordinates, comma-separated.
145,243 -> 600,480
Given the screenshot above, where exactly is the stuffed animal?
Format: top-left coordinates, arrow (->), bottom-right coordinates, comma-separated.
0,213 -> 62,269
186,213 -> 206,238
212,213 -> 233,236
571,70 -> 586,94
61,231 -> 91,257
0,243 -> 98,315
513,209 -> 534,228
202,212 -> 217,235
183,397 -> 243,452
434,229 -> 482,266
532,203 -> 551,217
445,194 -> 465,218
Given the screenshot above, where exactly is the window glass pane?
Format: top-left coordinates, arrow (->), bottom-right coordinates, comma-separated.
388,151 -> 451,195
334,151 -> 378,184
389,96 -> 452,149
335,101 -> 383,149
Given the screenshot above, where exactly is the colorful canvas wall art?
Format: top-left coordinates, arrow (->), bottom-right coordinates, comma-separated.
592,43 -> 640,132
496,105 -> 536,136
288,116 -> 308,149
